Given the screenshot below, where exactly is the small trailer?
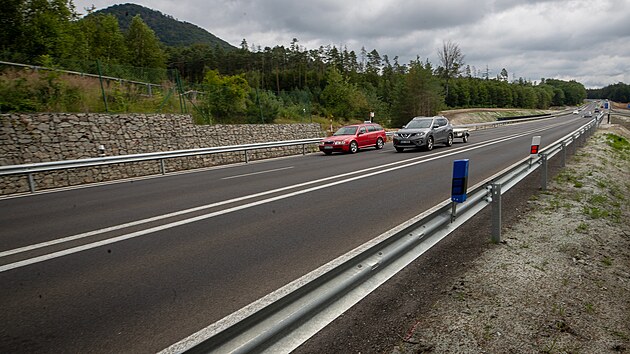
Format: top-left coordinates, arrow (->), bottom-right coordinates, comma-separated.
453,127 -> 470,142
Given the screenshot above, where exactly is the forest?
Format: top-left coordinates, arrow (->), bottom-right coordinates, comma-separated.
0,0 -> 595,127
587,82 -> 630,103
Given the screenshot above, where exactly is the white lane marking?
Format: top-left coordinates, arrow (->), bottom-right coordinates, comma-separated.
0,138 -> 503,259
221,166 -> 294,180
0,121 -> 568,273
0,126 -> 559,273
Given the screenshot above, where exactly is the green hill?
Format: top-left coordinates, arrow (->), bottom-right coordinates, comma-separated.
91,3 -> 235,49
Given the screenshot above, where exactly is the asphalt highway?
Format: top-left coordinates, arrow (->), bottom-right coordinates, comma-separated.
0,113 -> 594,352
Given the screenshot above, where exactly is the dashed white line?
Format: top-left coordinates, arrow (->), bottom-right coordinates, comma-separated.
221,166 -> 294,180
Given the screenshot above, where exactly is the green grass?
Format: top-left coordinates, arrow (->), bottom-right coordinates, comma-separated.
605,133 -> 630,152
583,206 -> 609,219
576,222 -> 589,233
555,169 -> 584,188
584,302 -> 595,314
588,194 -> 608,205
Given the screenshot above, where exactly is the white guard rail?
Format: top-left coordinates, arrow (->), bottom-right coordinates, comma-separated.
0,139 -> 323,193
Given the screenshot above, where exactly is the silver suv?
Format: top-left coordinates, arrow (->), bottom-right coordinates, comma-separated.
393,116 -> 454,152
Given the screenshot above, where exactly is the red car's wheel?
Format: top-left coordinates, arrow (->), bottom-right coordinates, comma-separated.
349,141 -> 358,153
375,137 -> 384,149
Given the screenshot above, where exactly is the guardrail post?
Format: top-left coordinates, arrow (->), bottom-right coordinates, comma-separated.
160,159 -> 165,175
561,142 -> 566,167
583,128 -> 588,144
244,150 -> 249,163
491,183 -> 501,243
302,144 -> 306,155
28,173 -> 36,193
540,153 -> 548,190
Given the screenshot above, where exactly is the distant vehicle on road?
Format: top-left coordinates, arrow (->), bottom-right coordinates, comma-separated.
583,111 -> 593,118
393,116 -> 453,152
319,123 -> 386,155
573,110 -> 579,114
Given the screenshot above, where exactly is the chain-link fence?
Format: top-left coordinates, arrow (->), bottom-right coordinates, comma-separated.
0,58 -> 200,115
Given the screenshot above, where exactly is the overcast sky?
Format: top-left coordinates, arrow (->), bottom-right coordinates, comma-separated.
73,0 -> 630,88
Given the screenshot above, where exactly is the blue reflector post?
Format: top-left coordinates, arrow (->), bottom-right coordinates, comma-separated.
452,159 -> 469,203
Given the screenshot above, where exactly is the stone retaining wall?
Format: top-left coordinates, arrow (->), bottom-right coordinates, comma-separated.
0,113 -> 325,195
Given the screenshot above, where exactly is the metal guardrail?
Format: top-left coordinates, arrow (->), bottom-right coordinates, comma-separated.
610,108 -> 630,117
0,139 -> 323,193
161,114 -> 603,353
0,109 -> 577,193
385,109 -> 570,138
456,109 -> 571,130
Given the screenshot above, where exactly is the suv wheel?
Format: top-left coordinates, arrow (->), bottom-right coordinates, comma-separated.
426,136 -> 434,151
349,141 -> 358,153
463,134 -> 468,143
445,133 -> 453,147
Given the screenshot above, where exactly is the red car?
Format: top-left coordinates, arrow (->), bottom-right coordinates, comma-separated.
319,123 -> 387,154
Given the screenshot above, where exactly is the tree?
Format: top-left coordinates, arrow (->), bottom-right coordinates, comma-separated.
200,69 -> 250,123
500,68 -> 508,82
246,88 -> 281,123
391,60 -> 444,127
320,67 -> 353,118
546,79 -> 586,106
364,49 -> 381,88
125,15 -> 166,69
3,0 -> 78,62
0,0 -> 24,57
79,14 -> 127,63
436,40 -> 465,98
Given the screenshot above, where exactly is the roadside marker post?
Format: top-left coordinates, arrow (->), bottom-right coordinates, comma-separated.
530,135 -> 541,155
451,159 -> 469,221
529,135 -> 541,167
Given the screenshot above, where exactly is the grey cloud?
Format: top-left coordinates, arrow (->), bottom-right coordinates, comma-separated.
75,0 -> 630,88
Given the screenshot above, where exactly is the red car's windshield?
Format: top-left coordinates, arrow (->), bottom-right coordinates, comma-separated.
333,126 -> 358,136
